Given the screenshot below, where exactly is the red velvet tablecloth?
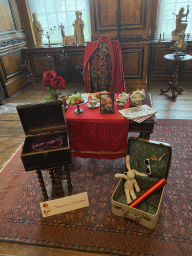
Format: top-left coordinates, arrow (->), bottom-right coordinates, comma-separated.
65,94 -> 129,159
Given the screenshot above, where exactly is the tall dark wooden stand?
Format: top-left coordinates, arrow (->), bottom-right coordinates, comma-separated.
16,101 -> 73,203
160,54 -> 192,99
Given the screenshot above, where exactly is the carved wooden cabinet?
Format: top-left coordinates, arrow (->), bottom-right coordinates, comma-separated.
89,0 -> 156,92
23,46 -> 85,81
89,0 -> 153,40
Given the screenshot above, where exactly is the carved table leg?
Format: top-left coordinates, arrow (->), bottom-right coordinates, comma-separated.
64,164 -> 73,190
36,169 -> 49,201
160,81 -> 173,94
54,167 -> 64,197
49,169 -> 56,185
160,61 -> 183,99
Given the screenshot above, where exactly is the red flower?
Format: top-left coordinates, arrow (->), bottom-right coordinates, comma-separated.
43,79 -> 50,87
43,70 -> 56,87
51,76 -> 65,90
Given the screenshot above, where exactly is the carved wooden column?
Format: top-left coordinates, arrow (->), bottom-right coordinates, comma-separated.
54,167 -> 65,197
36,169 -> 49,201
49,169 -> 56,185
64,164 -> 73,190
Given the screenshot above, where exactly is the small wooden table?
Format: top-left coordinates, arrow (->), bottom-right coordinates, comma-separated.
129,93 -> 156,139
160,53 -> 192,99
65,93 -> 156,159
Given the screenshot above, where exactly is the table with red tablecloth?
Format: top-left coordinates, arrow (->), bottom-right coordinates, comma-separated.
65,94 -> 129,159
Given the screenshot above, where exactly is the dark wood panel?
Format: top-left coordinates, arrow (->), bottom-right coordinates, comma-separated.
30,53 -> 55,75
5,74 -> 26,96
69,51 -> 84,70
9,0 -> 23,31
1,49 -> 23,78
122,47 -> 142,78
148,41 -> 192,79
55,51 -> 69,74
0,0 -> 15,31
121,44 -> 148,93
120,0 -> 146,29
90,0 -> 150,40
98,0 -> 118,27
90,0 -> 118,40
149,43 -> 174,74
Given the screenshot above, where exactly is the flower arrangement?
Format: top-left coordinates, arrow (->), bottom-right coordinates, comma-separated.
43,70 -> 65,101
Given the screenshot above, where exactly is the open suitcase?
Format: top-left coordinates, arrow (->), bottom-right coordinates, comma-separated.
111,137 -> 172,229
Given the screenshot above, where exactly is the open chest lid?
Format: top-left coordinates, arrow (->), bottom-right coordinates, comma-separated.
16,100 -> 67,136
127,137 -> 172,180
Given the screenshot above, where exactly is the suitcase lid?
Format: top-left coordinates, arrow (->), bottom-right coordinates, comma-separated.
127,137 -> 172,180
16,100 -> 67,136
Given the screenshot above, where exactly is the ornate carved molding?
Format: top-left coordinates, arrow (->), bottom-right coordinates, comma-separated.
115,35 -> 151,43
43,54 -> 54,70
0,37 -> 27,48
58,48 -> 69,63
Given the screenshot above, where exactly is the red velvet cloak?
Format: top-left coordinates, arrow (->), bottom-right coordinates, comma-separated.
83,35 -> 126,93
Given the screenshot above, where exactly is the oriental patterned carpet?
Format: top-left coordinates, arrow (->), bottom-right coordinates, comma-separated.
0,119 -> 192,256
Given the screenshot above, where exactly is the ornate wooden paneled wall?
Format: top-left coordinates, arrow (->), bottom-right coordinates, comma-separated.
89,0 -> 156,92
0,0 -> 28,97
5,0 -> 190,96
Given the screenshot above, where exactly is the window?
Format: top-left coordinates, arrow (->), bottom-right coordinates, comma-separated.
156,0 -> 192,41
28,0 -> 91,45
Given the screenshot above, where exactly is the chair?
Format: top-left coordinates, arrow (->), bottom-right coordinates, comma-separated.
83,35 -> 126,93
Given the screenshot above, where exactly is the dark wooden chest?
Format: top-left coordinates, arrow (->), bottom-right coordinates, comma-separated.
17,100 -> 71,171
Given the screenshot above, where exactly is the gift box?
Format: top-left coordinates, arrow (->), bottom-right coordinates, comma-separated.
111,137 -> 172,229
16,100 -> 71,171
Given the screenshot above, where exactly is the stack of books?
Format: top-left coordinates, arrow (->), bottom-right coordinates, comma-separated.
118,104 -> 157,123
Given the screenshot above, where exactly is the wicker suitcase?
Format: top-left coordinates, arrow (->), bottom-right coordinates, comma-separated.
111,137 -> 172,229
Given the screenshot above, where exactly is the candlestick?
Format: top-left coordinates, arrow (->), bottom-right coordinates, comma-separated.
38,26 -> 56,47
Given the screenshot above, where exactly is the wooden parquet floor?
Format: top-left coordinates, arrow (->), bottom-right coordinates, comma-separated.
0,79 -> 192,256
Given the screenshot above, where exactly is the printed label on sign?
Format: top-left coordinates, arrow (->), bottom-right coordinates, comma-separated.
40,192 -> 89,217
